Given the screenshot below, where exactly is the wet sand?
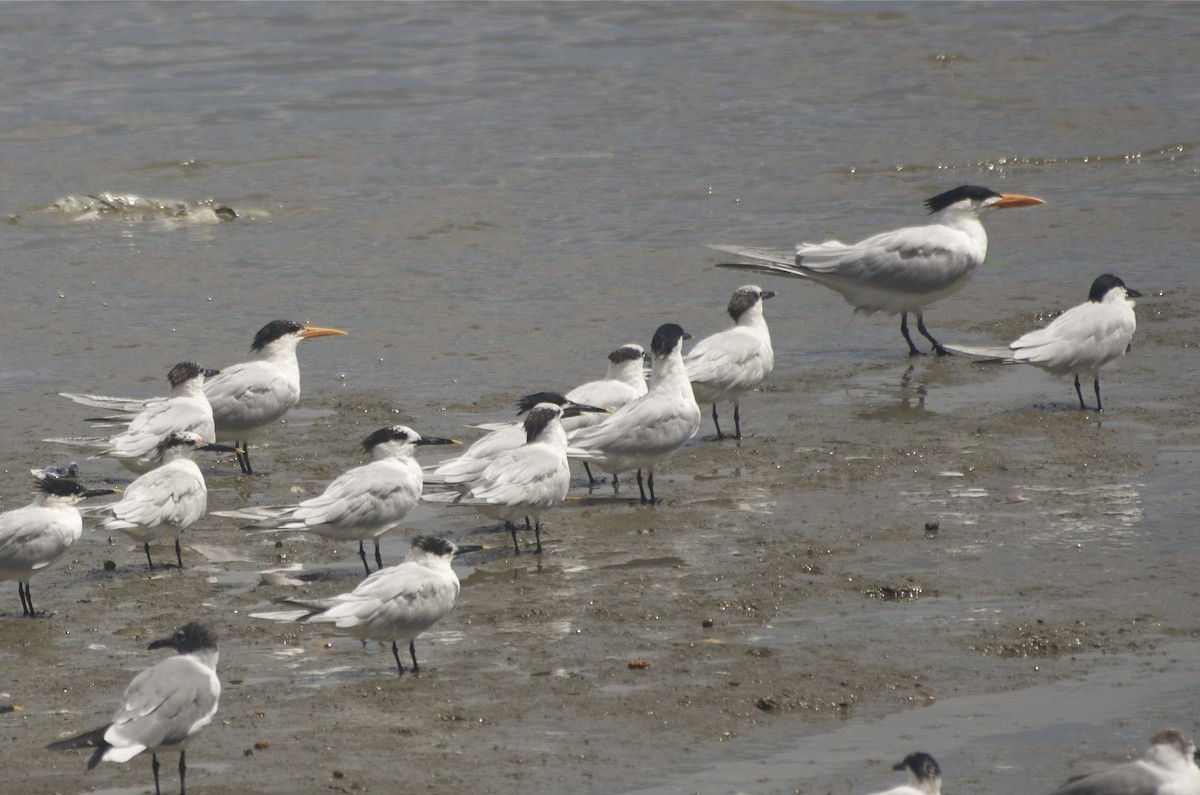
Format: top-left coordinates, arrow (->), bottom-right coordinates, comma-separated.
7,296 -> 1199,795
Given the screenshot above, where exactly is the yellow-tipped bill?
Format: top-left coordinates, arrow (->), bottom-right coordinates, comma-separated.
994,193 -> 1046,209
300,326 -> 348,340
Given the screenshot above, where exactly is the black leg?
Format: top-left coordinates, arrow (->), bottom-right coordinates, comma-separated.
1074,375 -> 1087,410
532,520 -> 543,555
237,442 -> 253,475
506,522 -> 521,555
635,469 -> 648,503
174,537 -> 184,570
900,313 -> 923,356
373,540 -> 383,571
711,403 -> 724,440
391,640 -> 406,675
733,402 -> 743,440
647,468 -> 657,504
1093,376 -> 1103,412
916,312 -> 951,356
144,542 -> 155,569
408,639 -> 420,673
18,582 -> 33,617
357,541 -> 371,577
179,749 -> 187,795
151,752 -> 162,795
583,462 -> 598,486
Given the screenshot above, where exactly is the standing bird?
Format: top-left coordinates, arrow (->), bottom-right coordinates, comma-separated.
710,185 -> 1045,356
47,621 -> 221,795
423,392 -> 606,488
202,319 -> 347,474
567,323 -> 702,504
53,321 -> 346,475
1046,729 -> 1200,795
562,344 -> 649,430
214,426 -> 458,575
251,535 -> 481,676
563,344 -> 649,484
52,361 -> 219,473
94,432 -> 238,569
685,285 -> 775,439
862,752 -> 943,795
947,274 -> 1141,411
0,478 -> 119,616
425,403 -> 600,554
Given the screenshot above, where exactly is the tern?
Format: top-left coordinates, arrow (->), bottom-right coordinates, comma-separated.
53,362 -> 219,473
214,426 -> 458,575
425,403 -> 595,554
203,319 -> 347,474
561,344 -> 649,429
685,285 -> 775,439
0,478 -> 119,616
562,344 -> 649,484
567,323 -> 702,504
94,432 -> 238,569
424,392 -> 606,488
1046,729 -> 1200,795
710,185 -> 1045,356
947,274 -> 1141,411
56,322 -> 346,474
48,621 -> 221,795
251,535 -> 481,676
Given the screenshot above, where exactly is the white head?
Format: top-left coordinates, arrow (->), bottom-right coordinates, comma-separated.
361,425 -> 458,460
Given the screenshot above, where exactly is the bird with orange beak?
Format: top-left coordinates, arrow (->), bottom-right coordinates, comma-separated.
203,319 -> 347,473
711,185 -> 1045,356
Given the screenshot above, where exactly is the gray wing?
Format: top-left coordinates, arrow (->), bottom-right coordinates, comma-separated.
103,657 -> 220,760
1049,762 -> 1164,795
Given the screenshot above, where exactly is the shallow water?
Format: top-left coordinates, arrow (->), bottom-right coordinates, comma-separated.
2,3 -> 1200,794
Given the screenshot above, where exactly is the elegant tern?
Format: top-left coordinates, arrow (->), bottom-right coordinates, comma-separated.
1046,729 -> 1200,795
47,621 -> 220,795
0,478 -> 119,616
203,319 -> 347,474
52,362 -> 219,473
214,425 -> 458,575
685,285 -> 775,439
710,185 -> 1045,356
567,323 -> 702,504
948,274 -> 1141,411
95,432 -> 238,569
425,403 -> 597,554
251,535 -> 481,676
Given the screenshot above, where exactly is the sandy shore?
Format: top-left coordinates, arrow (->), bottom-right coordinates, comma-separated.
7,319 -> 1198,795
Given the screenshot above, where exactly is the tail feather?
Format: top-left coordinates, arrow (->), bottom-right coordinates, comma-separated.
47,725 -> 111,769
210,507 -> 298,528
707,244 -> 811,281
59,392 -> 157,414
420,490 -> 466,504
251,598 -> 328,623
43,436 -> 111,450
942,343 -> 1013,362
